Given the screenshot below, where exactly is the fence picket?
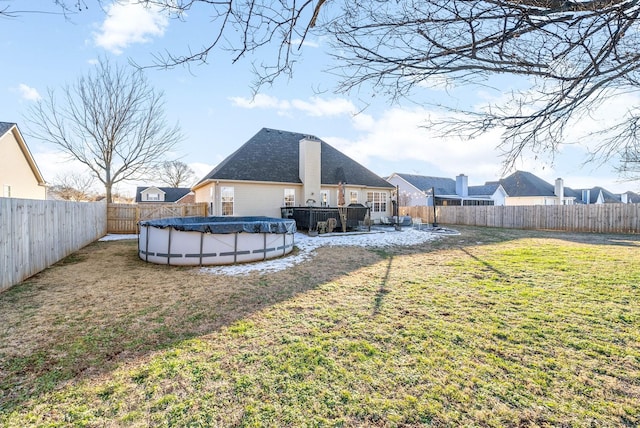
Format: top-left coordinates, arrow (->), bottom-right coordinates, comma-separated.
1,198 -> 107,292
402,204 -> 639,234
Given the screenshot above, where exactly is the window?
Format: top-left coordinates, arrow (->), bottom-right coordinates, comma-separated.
350,191 -> 358,204
320,190 -> 329,207
367,191 -> 387,213
221,187 -> 234,215
3,185 -> 11,198
146,193 -> 160,201
284,189 -> 295,207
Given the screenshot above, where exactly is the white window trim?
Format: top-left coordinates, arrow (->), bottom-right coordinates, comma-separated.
221,186 -> 234,216
284,188 -> 295,207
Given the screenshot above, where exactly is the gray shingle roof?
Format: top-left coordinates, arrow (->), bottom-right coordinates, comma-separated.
498,171 -> 556,197
0,122 -> 16,136
590,186 -> 621,203
468,183 -> 500,196
393,173 -> 456,195
624,191 -> 640,203
135,186 -> 192,203
197,128 -> 393,188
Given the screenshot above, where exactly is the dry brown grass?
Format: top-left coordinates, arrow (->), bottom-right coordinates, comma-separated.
1,226 -> 639,426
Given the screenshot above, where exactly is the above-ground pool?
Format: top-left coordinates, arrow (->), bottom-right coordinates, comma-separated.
139,216 -> 296,266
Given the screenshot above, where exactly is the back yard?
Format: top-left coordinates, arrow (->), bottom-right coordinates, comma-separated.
1,226 -> 639,426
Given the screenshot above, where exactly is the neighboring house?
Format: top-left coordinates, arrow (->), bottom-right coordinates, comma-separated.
135,186 -> 195,204
192,128 -> 395,220
0,122 -> 46,200
498,171 -> 576,205
386,172 -> 506,206
578,186 -> 637,204
621,191 -> 640,204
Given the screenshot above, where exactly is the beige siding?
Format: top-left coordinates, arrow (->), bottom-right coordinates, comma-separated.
0,130 -> 46,200
195,181 -> 303,217
140,187 -> 166,202
505,196 -> 573,206
194,180 -> 392,219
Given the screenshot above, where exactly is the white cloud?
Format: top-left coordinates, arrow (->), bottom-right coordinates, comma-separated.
94,1 -> 169,54
291,97 -> 357,117
189,162 -> 214,182
17,84 -> 41,101
229,94 -> 291,111
230,94 -> 357,118
226,91 -> 638,192
289,38 -> 320,48
326,107 -> 504,180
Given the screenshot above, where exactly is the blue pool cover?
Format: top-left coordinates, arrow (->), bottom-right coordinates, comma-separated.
139,216 -> 297,234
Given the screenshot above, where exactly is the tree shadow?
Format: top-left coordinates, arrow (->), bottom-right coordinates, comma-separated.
1,224 -> 638,414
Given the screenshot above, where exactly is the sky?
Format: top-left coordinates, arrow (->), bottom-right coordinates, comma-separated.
1,0 -> 638,197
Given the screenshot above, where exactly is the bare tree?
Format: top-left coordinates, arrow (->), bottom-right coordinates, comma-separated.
0,1 -> 89,18
26,58 -> 183,203
616,142 -> 640,182
47,172 -> 96,201
154,160 -> 196,187
138,0 -> 640,171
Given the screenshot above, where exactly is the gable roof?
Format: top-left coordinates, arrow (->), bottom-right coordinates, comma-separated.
468,183 -> 501,196
0,121 -> 46,185
391,173 -> 456,195
590,186 -> 621,203
196,128 -> 393,188
135,186 -> 193,203
0,122 -> 13,136
498,171 -> 556,197
624,191 -> 640,203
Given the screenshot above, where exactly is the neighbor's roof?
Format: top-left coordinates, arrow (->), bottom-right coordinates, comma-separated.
468,183 -> 501,196
581,186 -> 621,204
498,171 -> 557,197
0,122 -> 14,136
196,128 -> 393,188
135,186 -> 193,203
0,121 -> 46,185
391,173 -> 456,195
624,191 -> 640,203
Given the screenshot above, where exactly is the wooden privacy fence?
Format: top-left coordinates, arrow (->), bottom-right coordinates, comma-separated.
401,204 -> 640,234
0,198 -> 107,292
107,203 -> 208,234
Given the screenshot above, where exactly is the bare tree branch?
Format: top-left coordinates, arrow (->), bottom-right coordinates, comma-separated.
133,0 -> 640,176
154,160 -> 196,187
48,171 -> 97,201
26,58 -> 183,203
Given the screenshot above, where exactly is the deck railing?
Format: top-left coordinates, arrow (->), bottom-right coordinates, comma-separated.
281,206 -> 371,233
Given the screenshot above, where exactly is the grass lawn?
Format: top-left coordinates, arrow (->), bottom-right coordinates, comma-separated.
1,226 -> 639,426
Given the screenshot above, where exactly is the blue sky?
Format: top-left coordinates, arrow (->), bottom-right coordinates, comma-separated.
1,0 -> 638,197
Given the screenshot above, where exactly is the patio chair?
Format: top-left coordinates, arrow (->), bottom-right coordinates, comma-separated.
412,217 -> 423,230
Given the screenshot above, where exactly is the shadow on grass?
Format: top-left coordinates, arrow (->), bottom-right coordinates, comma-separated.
0,225 -> 638,414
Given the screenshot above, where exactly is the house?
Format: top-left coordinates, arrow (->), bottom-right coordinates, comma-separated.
498,171 -> 576,205
135,186 -> 195,203
192,128 -> 395,221
386,172 -> 507,206
577,187 -> 639,204
621,191 -> 640,204
0,122 -> 46,200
